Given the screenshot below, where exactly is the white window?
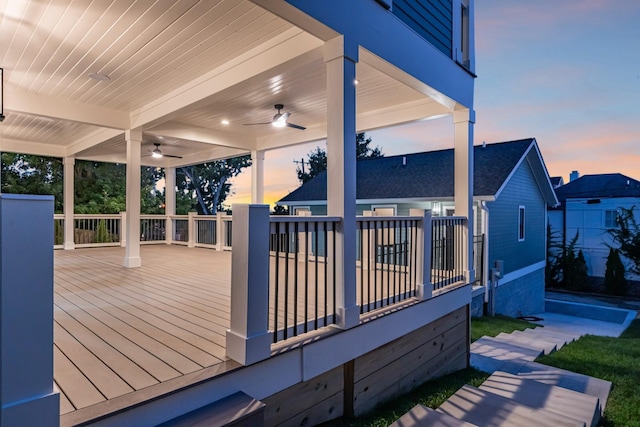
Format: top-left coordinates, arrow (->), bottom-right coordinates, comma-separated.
604,210 -> 618,228
518,206 -> 525,242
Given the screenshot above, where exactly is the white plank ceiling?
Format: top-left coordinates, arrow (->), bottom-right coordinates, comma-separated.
0,0 -> 451,166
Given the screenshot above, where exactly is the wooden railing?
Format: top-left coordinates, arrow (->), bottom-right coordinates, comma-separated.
53,212 -> 234,249
431,216 -> 467,290
356,216 -> 422,314
268,216 -> 340,343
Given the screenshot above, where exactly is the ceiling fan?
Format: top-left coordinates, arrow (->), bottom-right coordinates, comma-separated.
244,104 -> 306,130
149,143 -> 182,159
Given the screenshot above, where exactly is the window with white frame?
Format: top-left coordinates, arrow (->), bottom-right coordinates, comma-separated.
604,210 -> 618,228
518,206 -> 525,241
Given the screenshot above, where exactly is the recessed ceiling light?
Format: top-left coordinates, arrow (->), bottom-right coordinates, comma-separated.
221,119 -> 229,125
88,72 -> 110,81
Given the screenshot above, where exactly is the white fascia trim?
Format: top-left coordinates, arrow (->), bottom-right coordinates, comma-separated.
283,196 -> 495,207
498,260 -> 545,286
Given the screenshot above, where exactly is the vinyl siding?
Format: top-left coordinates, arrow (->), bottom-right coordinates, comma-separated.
392,0 -> 453,57
486,160 -> 546,274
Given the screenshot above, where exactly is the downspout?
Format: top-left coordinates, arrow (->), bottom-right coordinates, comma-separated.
481,201 -> 490,310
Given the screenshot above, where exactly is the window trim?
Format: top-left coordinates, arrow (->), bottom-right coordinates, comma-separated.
604,209 -> 618,228
518,205 -> 525,242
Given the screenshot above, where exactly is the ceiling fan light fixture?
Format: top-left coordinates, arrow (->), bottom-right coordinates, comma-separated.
272,111 -> 289,128
151,150 -> 163,159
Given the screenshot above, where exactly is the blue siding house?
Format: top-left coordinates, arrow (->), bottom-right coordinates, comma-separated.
280,138 -> 558,317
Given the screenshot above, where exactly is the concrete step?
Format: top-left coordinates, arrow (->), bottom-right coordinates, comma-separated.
494,332 -> 557,354
470,336 -> 542,373
480,371 -> 600,427
497,360 -> 612,414
389,404 -> 478,427
437,384 -> 584,427
531,325 -> 584,341
512,327 -> 579,349
510,330 -> 568,350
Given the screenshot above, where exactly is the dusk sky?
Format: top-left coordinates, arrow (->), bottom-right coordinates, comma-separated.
226,0 -> 640,208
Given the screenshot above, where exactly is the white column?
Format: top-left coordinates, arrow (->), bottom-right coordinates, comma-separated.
226,204 -> 272,365
324,36 -> 359,329
124,129 -> 142,268
0,195 -> 60,425
165,167 -> 176,244
411,209 -> 433,300
454,109 -> 475,283
187,211 -> 197,248
63,156 -> 75,250
250,150 -> 265,204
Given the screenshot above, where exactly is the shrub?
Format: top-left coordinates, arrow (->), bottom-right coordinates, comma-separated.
605,248 -> 627,296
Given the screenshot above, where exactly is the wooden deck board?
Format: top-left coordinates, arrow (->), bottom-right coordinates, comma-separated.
56,295 -> 180,381
54,246 -> 234,416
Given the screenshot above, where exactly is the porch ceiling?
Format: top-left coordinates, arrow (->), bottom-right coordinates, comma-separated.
0,0 -> 451,167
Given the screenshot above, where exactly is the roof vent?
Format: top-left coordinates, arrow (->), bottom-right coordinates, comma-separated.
482,141 -> 486,148
402,156 -> 407,166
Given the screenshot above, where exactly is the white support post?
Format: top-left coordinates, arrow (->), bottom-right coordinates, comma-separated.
453,109 -> 475,284
63,156 -> 75,250
324,36 -> 360,329
188,211 -> 197,248
0,195 -> 59,426
165,167 -> 176,244
124,129 -> 142,268
120,211 -> 127,247
226,204 -> 272,365
250,150 -> 265,204
215,212 -> 224,251
412,209 -> 433,300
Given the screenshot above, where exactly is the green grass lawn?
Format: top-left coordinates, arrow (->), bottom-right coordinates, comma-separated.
326,316 -> 640,426
538,319 -> 640,426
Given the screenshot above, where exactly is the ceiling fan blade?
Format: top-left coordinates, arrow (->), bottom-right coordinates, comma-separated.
243,122 -> 272,126
286,122 -> 306,130
164,154 -> 183,159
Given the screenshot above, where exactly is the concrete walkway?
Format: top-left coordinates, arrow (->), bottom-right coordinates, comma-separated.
391,298 -> 637,426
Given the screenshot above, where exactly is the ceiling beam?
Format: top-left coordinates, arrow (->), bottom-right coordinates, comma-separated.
169,146 -> 250,168
0,138 -> 67,158
4,85 -> 130,130
147,122 -> 256,151
129,28 -> 323,130
359,49 -> 458,111
65,128 -> 123,157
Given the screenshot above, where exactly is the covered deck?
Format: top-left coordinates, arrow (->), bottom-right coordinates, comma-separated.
54,245 -> 236,423
54,216 -> 468,424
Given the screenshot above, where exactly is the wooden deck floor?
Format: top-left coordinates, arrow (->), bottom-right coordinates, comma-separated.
54,245 -> 234,417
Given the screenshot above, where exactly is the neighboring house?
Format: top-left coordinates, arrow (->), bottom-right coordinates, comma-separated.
280,138 -> 559,317
0,1 -> 479,425
549,173 -> 640,279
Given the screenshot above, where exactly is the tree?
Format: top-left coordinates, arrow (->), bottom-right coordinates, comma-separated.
608,206 -> 640,276
604,248 -> 627,296
1,153 -> 63,212
296,132 -> 382,183
272,205 -> 289,215
176,155 -> 252,215
545,224 -> 564,288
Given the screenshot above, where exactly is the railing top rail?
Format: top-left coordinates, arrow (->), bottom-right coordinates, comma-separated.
169,215 -> 189,219
432,216 -> 467,221
140,214 -> 167,219
193,216 -> 217,221
54,214 -> 64,219
269,215 -> 341,223
73,214 -> 122,219
356,215 -> 423,221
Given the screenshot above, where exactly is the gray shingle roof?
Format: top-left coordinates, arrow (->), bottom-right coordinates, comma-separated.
280,138 -> 536,202
554,173 -> 640,202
